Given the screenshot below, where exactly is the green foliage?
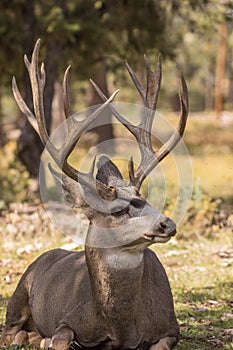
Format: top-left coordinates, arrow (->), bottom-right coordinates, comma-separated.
182,184 -> 222,237
0,2 -> 23,85
0,142 -> 31,208
0,0 -> 229,84
140,177 -> 227,241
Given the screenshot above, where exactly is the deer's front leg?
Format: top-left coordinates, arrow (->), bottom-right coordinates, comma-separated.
51,324 -> 74,350
149,336 -> 178,350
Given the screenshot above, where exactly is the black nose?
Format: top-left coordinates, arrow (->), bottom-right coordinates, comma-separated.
160,222 -> 167,230
158,219 -> 176,236
158,221 -> 167,233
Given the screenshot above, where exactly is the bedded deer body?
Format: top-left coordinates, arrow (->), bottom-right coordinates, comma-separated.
5,236 -> 178,349
0,40 -> 188,350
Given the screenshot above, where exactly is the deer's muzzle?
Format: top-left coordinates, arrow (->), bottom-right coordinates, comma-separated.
144,217 -> 176,242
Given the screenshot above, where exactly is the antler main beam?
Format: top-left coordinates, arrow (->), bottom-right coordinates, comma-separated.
12,39 -> 118,199
90,55 -> 189,191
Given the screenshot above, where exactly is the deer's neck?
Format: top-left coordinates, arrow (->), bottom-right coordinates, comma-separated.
85,227 -> 144,316
86,243 -> 145,346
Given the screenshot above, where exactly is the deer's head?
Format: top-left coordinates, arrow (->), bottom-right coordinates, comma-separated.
13,39 -> 188,250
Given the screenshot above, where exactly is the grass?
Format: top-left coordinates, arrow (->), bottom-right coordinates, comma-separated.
0,229 -> 232,349
156,232 -> 233,349
190,154 -> 233,200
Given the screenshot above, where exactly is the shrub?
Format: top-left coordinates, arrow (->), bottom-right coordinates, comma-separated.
0,141 -> 31,209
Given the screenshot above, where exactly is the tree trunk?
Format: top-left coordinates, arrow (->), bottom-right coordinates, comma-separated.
18,43 -> 64,179
205,64 -> 214,111
17,0 -> 42,178
87,57 -> 114,152
0,83 -> 7,147
226,41 -> 233,109
51,81 -> 65,132
215,21 -> 228,119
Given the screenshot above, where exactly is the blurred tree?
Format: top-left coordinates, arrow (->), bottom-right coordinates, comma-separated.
215,20 -> 228,119
18,0 -> 68,178
0,0 -> 174,176
73,0 -> 173,148
0,0 -> 67,176
0,0 -> 232,178
17,0 -> 42,178
0,1 -> 23,146
159,0 -> 230,112
57,0 -> 175,148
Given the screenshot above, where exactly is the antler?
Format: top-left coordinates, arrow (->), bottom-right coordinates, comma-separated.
12,39 -> 119,199
90,55 -> 189,191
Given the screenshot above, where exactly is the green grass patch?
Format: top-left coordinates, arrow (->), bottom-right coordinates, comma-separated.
154,232 -> 233,349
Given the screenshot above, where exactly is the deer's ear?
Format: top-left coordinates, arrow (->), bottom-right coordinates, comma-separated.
48,163 -> 103,220
96,154 -> 125,187
48,163 -> 85,208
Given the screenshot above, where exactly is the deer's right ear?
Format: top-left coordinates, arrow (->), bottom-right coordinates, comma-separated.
48,163 -> 85,209
96,154 -> 124,187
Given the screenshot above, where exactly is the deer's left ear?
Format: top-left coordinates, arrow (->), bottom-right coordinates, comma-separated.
48,163 -> 113,219
96,154 -> 125,187
48,163 -> 85,208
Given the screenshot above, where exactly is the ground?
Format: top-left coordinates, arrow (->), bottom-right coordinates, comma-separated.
0,202 -> 232,349
0,115 -> 233,349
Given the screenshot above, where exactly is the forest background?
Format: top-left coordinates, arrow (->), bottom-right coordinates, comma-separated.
0,1 -> 233,349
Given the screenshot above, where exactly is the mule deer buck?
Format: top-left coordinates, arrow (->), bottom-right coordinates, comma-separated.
0,39 -> 188,350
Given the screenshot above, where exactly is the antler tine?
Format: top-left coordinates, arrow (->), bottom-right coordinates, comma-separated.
91,57 -> 189,191
154,75 -> 189,162
63,65 -> 72,118
90,79 -> 139,138
125,54 -> 162,111
128,157 -> 135,184
13,39 -> 57,156
12,77 -> 39,134
134,75 -> 189,187
144,54 -> 162,111
124,60 -> 145,101
24,38 -> 49,146
61,89 -> 119,181
13,38 -> 65,166
91,56 -> 163,189
124,54 -> 162,154
13,39 -> 119,198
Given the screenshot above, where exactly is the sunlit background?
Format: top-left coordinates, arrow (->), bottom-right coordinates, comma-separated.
0,2 -> 233,349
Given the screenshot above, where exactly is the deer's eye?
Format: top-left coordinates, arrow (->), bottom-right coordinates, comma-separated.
111,206 -> 129,216
130,198 -> 146,209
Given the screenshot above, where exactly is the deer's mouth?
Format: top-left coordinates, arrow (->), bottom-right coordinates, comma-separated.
143,233 -> 171,243
143,218 -> 177,242
144,227 -> 176,242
